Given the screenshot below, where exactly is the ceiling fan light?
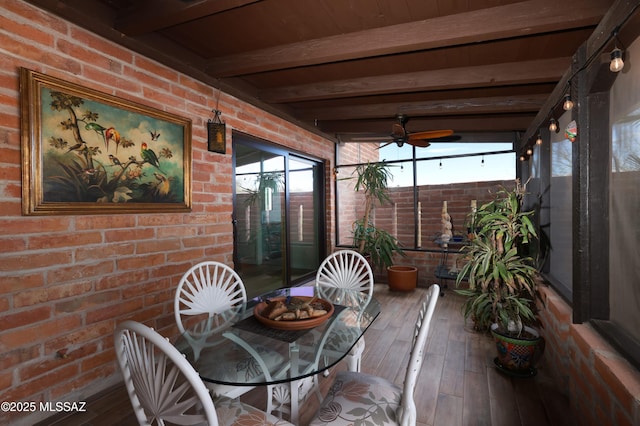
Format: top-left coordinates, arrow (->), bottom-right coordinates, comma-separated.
610,48 -> 624,72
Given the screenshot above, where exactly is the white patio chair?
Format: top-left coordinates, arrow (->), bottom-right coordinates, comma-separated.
315,249 -> 374,372
114,320 -> 294,426
174,261 -> 284,402
308,283 -> 440,426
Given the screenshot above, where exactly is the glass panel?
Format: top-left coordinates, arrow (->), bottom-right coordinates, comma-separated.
289,156 -> 321,281
609,106 -> 640,342
387,161 -> 415,248
548,112 -> 573,293
415,142 -> 512,159
235,145 -> 286,298
337,165 -> 359,247
415,152 -> 515,185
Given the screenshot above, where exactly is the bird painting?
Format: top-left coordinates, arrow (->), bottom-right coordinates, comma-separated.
140,142 -> 162,171
153,172 -> 170,196
150,130 -> 160,141
105,127 -> 121,153
85,122 -> 107,149
66,141 -> 85,153
109,154 -> 123,168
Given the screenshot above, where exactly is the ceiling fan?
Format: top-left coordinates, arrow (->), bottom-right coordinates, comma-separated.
383,114 -> 454,148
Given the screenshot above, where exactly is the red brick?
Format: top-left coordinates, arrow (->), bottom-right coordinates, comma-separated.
1,306 -> 51,329
0,315 -> 82,352
0,272 -> 45,294
28,231 -> 103,250
86,298 -> 144,324
14,282 -> 93,308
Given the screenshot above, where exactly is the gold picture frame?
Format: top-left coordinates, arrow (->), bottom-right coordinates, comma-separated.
20,68 -> 192,215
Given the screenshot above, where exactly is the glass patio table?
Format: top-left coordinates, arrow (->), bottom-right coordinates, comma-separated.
173,286 -> 380,423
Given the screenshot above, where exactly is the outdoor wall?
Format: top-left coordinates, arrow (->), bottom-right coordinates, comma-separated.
0,1 -> 335,424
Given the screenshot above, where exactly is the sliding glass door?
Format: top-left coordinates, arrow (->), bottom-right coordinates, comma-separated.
233,136 -> 324,298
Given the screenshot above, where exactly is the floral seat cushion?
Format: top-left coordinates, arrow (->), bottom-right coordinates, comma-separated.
309,370 -> 402,425
216,397 -> 294,426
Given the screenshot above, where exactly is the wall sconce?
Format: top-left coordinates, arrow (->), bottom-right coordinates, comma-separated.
563,94 -> 574,111
549,118 -> 558,133
610,48 -> 624,72
207,109 -> 226,153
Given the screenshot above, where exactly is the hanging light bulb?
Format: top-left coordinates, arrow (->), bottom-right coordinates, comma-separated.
519,155 -> 526,161
536,134 -> 543,145
563,94 -> 574,111
610,48 -> 624,72
549,118 -> 558,133
526,147 -> 533,155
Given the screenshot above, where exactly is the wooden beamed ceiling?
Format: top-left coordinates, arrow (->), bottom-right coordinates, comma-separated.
26,0 -> 616,143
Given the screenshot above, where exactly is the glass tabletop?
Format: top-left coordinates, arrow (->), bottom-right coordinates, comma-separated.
173,286 -> 380,386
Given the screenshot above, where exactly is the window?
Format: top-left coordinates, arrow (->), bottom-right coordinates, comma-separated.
336,139 -> 516,250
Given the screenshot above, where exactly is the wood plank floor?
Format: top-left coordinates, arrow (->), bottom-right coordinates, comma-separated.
37,284 -> 574,426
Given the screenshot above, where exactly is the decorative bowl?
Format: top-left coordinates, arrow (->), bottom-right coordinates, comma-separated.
253,296 -> 334,330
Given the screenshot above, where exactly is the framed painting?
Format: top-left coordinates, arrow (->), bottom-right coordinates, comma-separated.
20,68 -> 192,215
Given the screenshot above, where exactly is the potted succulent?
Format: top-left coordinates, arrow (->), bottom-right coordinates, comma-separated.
455,179 -> 543,375
350,162 -> 413,289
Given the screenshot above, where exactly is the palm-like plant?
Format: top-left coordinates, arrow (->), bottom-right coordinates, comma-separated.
455,180 -> 539,335
351,162 -> 403,271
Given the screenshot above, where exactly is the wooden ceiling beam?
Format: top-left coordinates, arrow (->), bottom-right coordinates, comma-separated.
295,94 -> 549,121
205,0 -> 610,77
321,114 -> 535,134
115,0 -> 261,36
260,58 -> 570,103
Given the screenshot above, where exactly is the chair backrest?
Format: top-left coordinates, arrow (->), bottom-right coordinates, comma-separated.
315,250 -> 374,309
114,320 -> 218,426
175,261 -> 247,334
399,283 -> 440,426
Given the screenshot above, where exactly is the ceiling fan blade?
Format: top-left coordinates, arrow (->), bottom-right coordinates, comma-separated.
348,136 -> 391,142
407,129 -> 454,140
407,139 -> 431,148
377,142 -> 393,149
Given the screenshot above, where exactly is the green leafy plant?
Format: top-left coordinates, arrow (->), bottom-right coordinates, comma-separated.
350,162 -> 404,271
455,179 -> 539,336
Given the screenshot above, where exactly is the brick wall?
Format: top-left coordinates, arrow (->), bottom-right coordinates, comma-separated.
338,178 -> 515,287
0,1 -> 335,424
537,286 -> 640,426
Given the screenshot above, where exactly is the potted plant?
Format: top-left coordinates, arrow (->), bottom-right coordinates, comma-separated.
455,179 -> 543,375
350,162 -> 414,290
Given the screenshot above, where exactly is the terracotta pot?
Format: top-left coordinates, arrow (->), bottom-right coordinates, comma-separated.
387,265 -> 418,292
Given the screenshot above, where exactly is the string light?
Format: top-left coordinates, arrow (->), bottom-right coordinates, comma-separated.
610,48 -> 624,72
549,118 -> 558,133
563,94 -> 574,111
610,29 -> 625,73
536,134 -> 543,145
526,147 -> 533,155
